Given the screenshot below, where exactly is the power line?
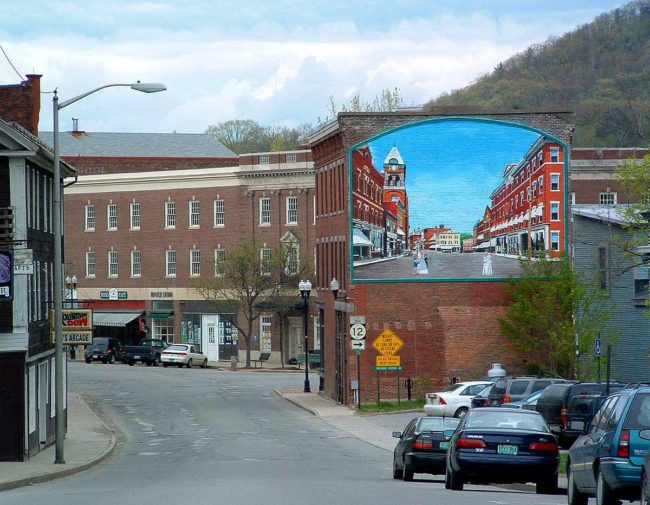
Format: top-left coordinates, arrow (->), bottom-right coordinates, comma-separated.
0,43 -> 25,81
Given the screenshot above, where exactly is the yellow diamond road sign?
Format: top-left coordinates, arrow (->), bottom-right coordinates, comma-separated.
372,328 -> 404,356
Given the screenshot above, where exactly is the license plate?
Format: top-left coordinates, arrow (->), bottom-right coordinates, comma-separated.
497,444 -> 518,455
570,421 -> 584,431
439,441 -> 450,449
92,355 -> 98,359
134,355 -> 140,359
549,425 -> 561,433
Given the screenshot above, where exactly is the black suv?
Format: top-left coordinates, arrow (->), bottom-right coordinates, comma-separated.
488,376 -> 567,407
85,337 -> 125,364
536,381 -> 625,448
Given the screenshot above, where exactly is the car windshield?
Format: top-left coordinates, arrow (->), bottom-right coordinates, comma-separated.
476,386 -> 493,398
167,345 -> 189,351
465,410 -> 549,432
89,339 -> 108,351
417,417 -> 460,432
624,393 -> 650,430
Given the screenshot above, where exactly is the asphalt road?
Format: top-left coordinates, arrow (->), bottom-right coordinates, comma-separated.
2,363 -> 568,505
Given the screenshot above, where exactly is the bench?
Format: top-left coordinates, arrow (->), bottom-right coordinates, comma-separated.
296,353 -> 321,369
251,352 -> 271,368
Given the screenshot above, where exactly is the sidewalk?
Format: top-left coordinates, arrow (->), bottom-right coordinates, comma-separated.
0,393 -> 117,492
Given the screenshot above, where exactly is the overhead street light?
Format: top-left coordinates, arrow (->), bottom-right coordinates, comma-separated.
52,82 -> 166,464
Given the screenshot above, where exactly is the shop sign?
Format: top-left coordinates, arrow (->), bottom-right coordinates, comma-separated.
50,309 -> 93,331
13,249 -> 33,275
150,291 -> 173,299
0,249 -> 12,300
100,290 -> 128,300
50,331 -> 93,345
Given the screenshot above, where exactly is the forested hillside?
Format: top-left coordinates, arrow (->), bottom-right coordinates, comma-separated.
425,0 -> 650,147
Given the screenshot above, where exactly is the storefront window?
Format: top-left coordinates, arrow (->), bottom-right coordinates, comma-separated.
181,313 -> 202,349
153,318 -> 174,343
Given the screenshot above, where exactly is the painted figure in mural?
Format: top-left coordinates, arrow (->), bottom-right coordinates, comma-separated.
412,257 -> 418,275
417,256 -> 428,275
482,254 -> 493,276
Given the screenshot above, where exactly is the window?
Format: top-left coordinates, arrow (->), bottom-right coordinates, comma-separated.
286,153 -> 297,163
86,251 -> 96,277
107,204 -> 117,230
190,250 -> 201,276
598,246 -> 609,291
570,192 -> 576,205
259,154 -> 270,164
551,202 -> 560,221
130,203 -> 140,229
550,173 -> 560,191
214,248 -> 226,277
165,201 -> 176,228
189,200 -> 200,228
634,253 -> 650,299
539,175 -> 544,194
213,199 -> 225,227
260,248 -> 272,275
166,250 -> 176,277
600,192 -> 617,205
131,250 -> 141,277
532,181 -> 537,197
284,242 -> 299,275
260,315 -> 272,352
286,196 -> 298,225
550,147 -> 560,163
108,251 -> 118,277
551,231 -> 560,251
259,197 -> 271,225
85,205 -> 95,231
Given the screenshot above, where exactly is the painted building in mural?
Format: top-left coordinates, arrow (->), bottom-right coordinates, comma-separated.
351,146 -> 384,260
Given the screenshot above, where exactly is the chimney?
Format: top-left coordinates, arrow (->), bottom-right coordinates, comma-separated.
71,117 -> 85,137
25,74 -> 42,136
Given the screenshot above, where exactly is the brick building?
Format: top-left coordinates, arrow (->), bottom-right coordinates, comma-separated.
352,146 -> 385,260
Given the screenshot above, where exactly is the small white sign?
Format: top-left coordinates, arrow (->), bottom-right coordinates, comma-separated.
13,249 -> 33,274
109,288 -> 118,300
349,323 -> 367,341
351,340 -> 365,351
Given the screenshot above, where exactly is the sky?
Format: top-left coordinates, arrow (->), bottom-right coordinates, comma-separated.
367,119 -> 540,233
0,0 -> 631,135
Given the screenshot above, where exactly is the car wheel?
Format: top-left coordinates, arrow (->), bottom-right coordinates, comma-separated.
446,465 -> 463,491
108,355 -> 115,364
536,473 -> 558,495
402,457 -> 414,481
85,358 -> 91,364
201,359 -> 207,369
187,359 -> 193,369
392,457 -> 403,479
145,360 -> 152,366
596,470 -> 619,505
177,364 -> 183,368
567,466 -> 588,505
641,471 -> 650,505
454,407 -> 468,419
128,360 -> 135,366
101,358 -> 107,364
162,363 -> 168,368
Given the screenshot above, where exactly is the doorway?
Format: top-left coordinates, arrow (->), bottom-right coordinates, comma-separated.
38,362 -> 48,444
202,315 -> 219,362
287,317 -> 302,364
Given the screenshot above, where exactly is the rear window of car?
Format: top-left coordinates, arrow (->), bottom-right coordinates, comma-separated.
532,380 -> 552,392
167,345 -> 189,351
540,384 -> 570,402
568,395 -> 603,416
624,393 -> 650,430
441,383 -> 464,393
90,339 -> 109,350
417,417 -> 460,432
492,379 -> 508,395
509,380 -> 531,395
466,410 -> 549,432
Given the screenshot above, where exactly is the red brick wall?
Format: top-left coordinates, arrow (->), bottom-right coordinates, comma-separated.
0,74 -> 41,134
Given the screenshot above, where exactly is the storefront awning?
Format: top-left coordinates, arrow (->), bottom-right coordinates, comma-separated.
148,311 -> 174,320
352,228 -> 373,247
396,228 -> 406,236
93,311 -> 143,327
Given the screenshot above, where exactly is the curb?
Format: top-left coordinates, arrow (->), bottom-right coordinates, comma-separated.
274,390 -> 319,416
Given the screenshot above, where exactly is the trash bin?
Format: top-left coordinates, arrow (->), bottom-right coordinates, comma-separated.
230,356 -> 238,370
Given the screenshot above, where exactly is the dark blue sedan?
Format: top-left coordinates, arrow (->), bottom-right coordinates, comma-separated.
444,407 -> 559,494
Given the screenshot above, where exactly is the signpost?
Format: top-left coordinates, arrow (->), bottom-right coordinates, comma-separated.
349,318 -> 366,409
372,328 -> 405,405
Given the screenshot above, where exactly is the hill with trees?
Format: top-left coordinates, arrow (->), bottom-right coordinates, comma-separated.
425,0 -> 650,147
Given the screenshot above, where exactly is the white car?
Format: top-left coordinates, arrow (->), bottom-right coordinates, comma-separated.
161,344 -> 208,369
423,381 -> 492,418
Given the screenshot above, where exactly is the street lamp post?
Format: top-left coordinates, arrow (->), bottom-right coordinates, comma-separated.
52,81 -> 166,464
299,280 -> 312,393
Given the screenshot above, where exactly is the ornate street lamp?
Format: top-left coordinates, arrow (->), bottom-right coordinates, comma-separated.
299,279 -> 312,392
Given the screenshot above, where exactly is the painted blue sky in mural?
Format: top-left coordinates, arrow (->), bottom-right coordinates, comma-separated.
367,119 -> 541,235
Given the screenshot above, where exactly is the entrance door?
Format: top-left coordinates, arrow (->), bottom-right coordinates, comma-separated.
202,315 -> 219,362
38,362 -> 48,444
287,317 -> 302,364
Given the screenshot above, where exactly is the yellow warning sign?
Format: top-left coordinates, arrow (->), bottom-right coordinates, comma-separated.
372,328 -> 404,356
376,355 -> 401,367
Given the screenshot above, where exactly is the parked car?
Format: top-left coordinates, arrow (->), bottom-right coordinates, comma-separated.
470,384 -> 493,409
161,344 -> 208,368
567,385 -> 650,505
444,407 -> 559,494
123,339 -> 169,366
536,381 -> 626,448
84,337 -> 125,364
501,389 -> 545,410
488,376 -> 567,406
640,451 -> 650,505
424,381 -> 492,418
392,416 -> 460,481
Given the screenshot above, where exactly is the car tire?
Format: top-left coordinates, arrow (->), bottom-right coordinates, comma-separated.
201,359 -> 207,369
596,469 -> 619,505
402,458 -> 414,481
85,358 -> 92,364
162,363 -> 168,368
392,457 -> 403,479
454,407 -> 468,419
128,360 -> 135,366
146,360 -> 152,367
109,355 -> 115,364
187,359 -> 193,369
101,358 -> 107,364
446,465 -> 463,491
641,470 -> 650,505
177,364 -> 183,368
536,474 -> 558,495
567,466 -> 588,505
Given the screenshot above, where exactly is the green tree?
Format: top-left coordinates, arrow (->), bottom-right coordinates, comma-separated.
206,120 -> 312,154
498,257 -> 610,378
191,239 -> 304,367
319,87 -> 404,125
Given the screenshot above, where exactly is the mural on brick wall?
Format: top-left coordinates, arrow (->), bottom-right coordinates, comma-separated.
350,118 -> 568,281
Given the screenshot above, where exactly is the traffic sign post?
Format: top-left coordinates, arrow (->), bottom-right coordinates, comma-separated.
596,337 -> 602,382
372,328 -> 405,405
349,319 -> 366,410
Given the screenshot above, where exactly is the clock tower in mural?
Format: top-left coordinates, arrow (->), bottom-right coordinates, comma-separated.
382,146 -> 409,249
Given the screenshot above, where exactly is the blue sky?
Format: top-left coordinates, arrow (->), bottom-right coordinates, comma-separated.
368,119 -> 540,234
0,1 -> 630,134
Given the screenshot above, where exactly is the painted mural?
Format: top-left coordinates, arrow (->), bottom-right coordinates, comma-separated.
350,118 -> 567,281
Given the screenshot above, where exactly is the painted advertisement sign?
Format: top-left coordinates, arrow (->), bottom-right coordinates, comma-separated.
0,249 -> 12,300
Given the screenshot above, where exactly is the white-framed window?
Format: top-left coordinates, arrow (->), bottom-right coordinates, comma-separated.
286,196 -> 298,225
190,249 -> 201,276
189,200 -> 200,228
313,314 -> 321,350
259,197 -> 271,225
130,202 -> 141,230
570,192 -> 576,205
85,204 -> 95,231
213,199 -> 225,227
597,246 -> 609,292
599,192 -> 617,205
550,231 -> 560,251
108,251 -> 118,277
284,242 -> 299,275
131,250 -> 141,277
260,314 -> 272,352
550,173 -> 560,191
633,252 -> 650,299
166,250 -> 176,277
286,153 -> 297,163
43,175 -> 49,233
550,147 -> 560,163
259,154 -> 270,164
86,251 -> 96,277
532,181 -> 537,197
538,151 -> 543,164
538,175 -> 544,194
165,201 -> 176,229
214,248 -> 226,277
107,203 -> 117,230
550,201 -> 560,221
260,248 -> 272,275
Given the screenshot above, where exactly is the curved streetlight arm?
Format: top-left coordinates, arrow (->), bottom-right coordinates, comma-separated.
58,82 -> 167,109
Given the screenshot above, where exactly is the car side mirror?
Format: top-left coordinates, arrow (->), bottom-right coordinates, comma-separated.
443,429 -> 455,438
392,431 -> 402,438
